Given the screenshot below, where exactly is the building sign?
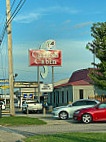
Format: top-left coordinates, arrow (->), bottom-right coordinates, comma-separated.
40,84 -> 53,92
0,79 -> 9,85
0,79 -> 9,89
14,82 -> 39,88
0,86 -> 9,89
23,93 -> 34,99
29,50 -> 62,66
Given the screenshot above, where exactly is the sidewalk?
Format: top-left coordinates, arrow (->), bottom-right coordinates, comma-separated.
0,128 -> 25,142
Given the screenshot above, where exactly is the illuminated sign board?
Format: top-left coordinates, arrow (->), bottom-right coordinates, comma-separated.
29,50 -> 62,66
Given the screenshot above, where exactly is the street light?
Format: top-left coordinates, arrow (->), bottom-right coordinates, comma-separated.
85,44 -> 96,70
86,44 -> 96,96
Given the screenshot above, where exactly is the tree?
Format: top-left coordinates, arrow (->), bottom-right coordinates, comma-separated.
86,22 -> 106,90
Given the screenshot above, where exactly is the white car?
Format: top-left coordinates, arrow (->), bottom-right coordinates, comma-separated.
52,99 -> 100,120
0,101 -> 6,110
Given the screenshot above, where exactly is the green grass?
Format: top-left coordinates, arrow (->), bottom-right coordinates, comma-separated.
0,116 -> 47,126
24,133 -> 106,142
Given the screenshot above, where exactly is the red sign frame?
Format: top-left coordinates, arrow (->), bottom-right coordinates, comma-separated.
29,49 -> 62,66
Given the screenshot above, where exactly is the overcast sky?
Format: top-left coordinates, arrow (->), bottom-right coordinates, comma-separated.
0,0 -> 105,83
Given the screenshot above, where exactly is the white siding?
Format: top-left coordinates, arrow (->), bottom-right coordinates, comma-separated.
73,85 -> 94,101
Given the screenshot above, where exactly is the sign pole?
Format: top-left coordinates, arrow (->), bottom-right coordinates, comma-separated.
52,66 -> 54,87
37,66 -> 40,102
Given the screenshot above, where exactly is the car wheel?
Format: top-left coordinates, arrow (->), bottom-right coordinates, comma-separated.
82,113 -> 92,124
59,111 -> 68,120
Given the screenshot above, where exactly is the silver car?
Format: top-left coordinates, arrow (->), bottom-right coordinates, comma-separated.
52,99 -> 100,120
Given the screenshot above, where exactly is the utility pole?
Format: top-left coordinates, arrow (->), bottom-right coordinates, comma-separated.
6,0 -> 15,116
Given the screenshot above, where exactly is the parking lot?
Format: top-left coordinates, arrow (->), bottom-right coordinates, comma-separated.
7,112 -> 106,134
1,108 -> 106,133
0,108 -> 106,142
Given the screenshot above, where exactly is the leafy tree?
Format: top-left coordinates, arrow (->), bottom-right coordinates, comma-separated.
86,22 -> 106,90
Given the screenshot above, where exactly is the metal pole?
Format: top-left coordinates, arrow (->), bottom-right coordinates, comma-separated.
37,66 -> 40,102
93,47 -> 96,96
93,47 -> 96,71
52,66 -> 54,87
4,89 -> 6,105
6,0 -> 15,116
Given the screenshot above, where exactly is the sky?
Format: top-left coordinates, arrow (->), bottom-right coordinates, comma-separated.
0,0 -> 106,84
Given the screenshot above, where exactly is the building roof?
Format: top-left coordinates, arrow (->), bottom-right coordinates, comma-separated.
68,69 -> 92,83
54,69 -> 92,88
54,78 -> 69,86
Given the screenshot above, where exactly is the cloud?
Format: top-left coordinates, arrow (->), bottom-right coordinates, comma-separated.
35,6 -> 78,14
13,39 -> 96,81
73,21 -> 93,29
14,13 -> 42,23
63,20 -> 71,24
48,6 -> 78,14
14,6 -> 78,23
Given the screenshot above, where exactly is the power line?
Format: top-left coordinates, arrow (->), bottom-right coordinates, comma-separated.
0,0 -> 26,46
0,0 -> 16,43
7,0 -> 26,25
7,0 -> 16,16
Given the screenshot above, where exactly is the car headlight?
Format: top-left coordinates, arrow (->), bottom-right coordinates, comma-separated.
74,110 -> 80,114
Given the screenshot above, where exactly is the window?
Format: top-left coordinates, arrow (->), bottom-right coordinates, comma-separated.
50,93 -> 52,104
86,101 -> 97,105
98,102 -> 106,108
72,101 -> 86,106
79,89 -> 83,99
54,92 -> 55,104
57,92 -> 59,104
62,91 -> 64,103
67,91 -> 69,103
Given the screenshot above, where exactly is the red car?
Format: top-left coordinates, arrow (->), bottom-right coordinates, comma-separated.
73,101 -> 106,123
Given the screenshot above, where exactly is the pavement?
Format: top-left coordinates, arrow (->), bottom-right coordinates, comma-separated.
0,128 -> 25,142
0,113 -> 106,142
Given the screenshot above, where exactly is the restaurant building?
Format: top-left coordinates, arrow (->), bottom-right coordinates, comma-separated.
48,69 -> 106,107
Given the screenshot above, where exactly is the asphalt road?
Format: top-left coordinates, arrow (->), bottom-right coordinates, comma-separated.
8,113 -> 106,134
0,109 -> 106,142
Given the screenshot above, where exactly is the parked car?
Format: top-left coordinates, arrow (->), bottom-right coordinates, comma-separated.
73,101 -> 106,124
52,99 -> 100,120
22,100 -> 43,113
0,101 -> 6,110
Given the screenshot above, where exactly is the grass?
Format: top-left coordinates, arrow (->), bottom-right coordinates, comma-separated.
24,133 -> 106,142
0,116 -> 47,126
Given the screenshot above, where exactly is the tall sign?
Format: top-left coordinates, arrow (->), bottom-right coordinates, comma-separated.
29,50 -> 62,66
28,40 -> 62,102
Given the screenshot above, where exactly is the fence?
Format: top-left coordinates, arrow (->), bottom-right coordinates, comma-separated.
88,95 -> 106,102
